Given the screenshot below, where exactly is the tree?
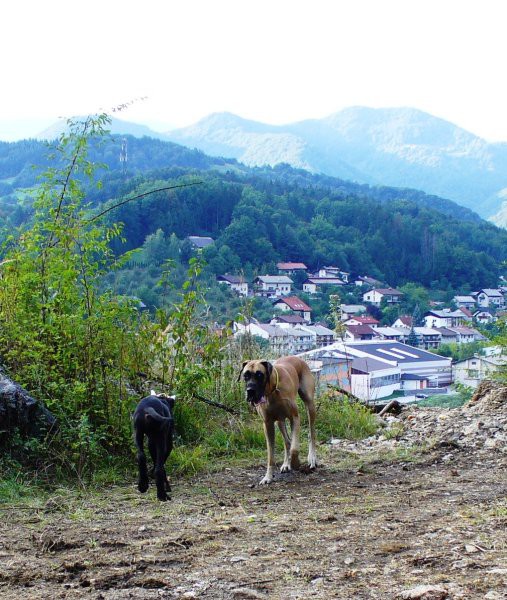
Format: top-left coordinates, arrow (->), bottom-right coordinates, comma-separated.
0,115 -> 152,474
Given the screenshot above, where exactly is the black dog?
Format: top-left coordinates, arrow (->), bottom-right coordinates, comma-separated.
133,392 -> 175,501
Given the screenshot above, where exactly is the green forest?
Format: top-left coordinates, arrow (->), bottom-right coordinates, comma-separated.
2,130 -> 506,315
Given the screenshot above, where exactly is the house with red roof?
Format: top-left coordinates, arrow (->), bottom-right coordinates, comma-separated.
392,315 -> 413,329
344,324 -> 378,341
343,315 -> 380,328
276,262 -> 308,275
458,307 -> 473,321
273,296 -> 312,322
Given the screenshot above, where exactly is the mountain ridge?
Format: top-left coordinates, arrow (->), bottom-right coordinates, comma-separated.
165,107 -> 507,220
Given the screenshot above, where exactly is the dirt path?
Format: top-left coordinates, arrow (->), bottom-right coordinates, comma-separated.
1,398 -> 506,599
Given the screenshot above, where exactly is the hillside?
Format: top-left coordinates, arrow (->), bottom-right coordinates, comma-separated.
0,133 -> 483,225
96,166 -> 507,291
1,132 -> 507,292
166,107 -> 507,219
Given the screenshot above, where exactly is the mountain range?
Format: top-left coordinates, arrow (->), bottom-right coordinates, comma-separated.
165,107 -> 507,224
9,106 -> 507,227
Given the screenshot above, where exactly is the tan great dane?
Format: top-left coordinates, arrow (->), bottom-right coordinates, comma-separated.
238,356 -> 317,484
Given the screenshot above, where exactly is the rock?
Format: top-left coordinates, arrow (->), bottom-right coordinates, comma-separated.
0,370 -> 56,438
397,584 -> 449,599
232,588 -> 267,599
230,555 -> 248,563
329,381 -> 507,459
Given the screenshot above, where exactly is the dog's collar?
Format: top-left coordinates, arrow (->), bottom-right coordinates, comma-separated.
265,366 -> 280,395
273,367 -> 280,391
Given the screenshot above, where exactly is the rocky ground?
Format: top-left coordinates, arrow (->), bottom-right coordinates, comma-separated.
0,382 -> 506,599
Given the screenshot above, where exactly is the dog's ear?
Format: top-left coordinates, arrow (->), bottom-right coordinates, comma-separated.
261,361 -> 273,384
237,361 -> 249,382
165,395 -> 175,413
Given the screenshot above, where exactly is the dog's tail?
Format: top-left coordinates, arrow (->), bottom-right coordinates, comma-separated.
144,407 -> 173,424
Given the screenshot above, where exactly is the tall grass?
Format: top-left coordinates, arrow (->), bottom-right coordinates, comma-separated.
316,395 -> 378,440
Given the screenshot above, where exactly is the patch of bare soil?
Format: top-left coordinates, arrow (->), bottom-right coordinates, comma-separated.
1,382 -> 506,599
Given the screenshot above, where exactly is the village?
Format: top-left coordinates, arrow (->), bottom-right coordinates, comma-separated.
216,260 -> 507,403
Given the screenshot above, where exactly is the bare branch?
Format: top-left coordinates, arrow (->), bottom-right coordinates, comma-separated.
85,181 -> 204,223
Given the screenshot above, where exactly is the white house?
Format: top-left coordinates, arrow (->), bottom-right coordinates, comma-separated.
284,326 -> 315,353
450,326 -> 478,344
453,295 -> 476,310
362,288 -> 403,306
475,289 -> 505,309
453,354 -> 506,388
303,277 -> 345,294
392,315 -> 413,329
299,324 -> 336,347
400,373 -> 429,392
253,275 -> 293,298
413,327 -> 442,350
317,266 -> 349,282
234,322 -> 292,355
216,274 -> 249,296
424,309 -> 465,329
435,327 -> 459,345
473,310 -> 496,324
373,327 -> 406,342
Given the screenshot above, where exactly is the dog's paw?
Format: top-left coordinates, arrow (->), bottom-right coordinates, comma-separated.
138,480 -> 149,493
157,492 -> 169,501
280,463 -> 291,473
259,476 -> 273,485
307,457 -> 318,470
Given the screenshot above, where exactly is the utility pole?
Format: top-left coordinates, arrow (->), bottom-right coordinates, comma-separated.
120,137 -> 128,176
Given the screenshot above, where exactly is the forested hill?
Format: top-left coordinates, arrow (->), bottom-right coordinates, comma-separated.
0,134 -> 481,223
1,133 -> 506,289
95,169 -> 506,291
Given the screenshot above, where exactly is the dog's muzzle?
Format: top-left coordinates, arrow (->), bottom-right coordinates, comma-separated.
246,387 -> 266,406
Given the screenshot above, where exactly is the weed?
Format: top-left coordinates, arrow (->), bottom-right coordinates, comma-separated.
316,396 -> 378,441
383,422 -> 405,440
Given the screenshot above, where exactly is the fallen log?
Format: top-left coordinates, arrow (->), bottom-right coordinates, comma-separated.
326,385 -> 363,403
377,399 -> 403,416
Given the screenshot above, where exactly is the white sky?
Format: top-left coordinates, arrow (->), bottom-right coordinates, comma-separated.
1,0 -> 506,141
